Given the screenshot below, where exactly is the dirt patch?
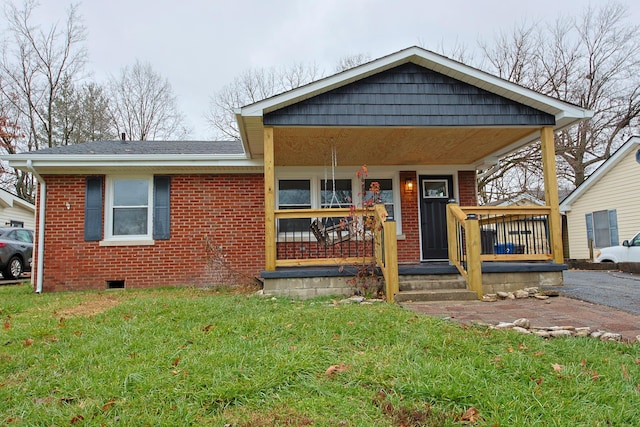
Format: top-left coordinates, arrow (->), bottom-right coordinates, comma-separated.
56,293 -> 122,317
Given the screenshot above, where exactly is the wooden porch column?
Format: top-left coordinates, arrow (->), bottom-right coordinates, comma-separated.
540,126 -> 564,264
264,127 -> 276,271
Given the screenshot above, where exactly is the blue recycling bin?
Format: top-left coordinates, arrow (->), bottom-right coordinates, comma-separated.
494,243 -> 525,254
494,243 -> 516,254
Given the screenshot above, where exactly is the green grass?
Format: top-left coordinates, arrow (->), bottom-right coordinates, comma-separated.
1,283 -> 638,426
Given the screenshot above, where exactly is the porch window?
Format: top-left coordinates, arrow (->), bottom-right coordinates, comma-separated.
365,178 -> 394,220
278,179 -> 311,233
321,179 -> 352,207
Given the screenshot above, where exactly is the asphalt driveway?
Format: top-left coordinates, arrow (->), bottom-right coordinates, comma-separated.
560,270 -> 640,315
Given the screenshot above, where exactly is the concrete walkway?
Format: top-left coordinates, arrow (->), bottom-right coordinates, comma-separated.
402,296 -> 640,343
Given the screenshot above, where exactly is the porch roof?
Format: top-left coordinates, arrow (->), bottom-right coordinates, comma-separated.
237,46 -> 593,168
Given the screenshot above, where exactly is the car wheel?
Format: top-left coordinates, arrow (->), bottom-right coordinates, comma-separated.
3,256 -> 23,279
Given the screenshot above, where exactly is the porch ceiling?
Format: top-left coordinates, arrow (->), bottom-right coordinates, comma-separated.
266,126 -> 540,167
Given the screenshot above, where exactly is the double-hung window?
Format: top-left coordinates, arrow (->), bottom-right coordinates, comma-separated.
85,175 -> 171,243
277,179 -> 311,233
110,178 -> 151,237
365,178 -> 395,220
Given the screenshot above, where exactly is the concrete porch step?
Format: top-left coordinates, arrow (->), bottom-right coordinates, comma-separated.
399,274 -> 467,292
394,288 -> 478,303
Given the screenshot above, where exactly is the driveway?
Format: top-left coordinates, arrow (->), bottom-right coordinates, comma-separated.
560,270 -> 640,315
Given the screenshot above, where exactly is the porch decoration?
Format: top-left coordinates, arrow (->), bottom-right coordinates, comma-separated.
310,143 -> 352,246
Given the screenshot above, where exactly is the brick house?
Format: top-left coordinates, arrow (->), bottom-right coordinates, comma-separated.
3,47 -> 592,298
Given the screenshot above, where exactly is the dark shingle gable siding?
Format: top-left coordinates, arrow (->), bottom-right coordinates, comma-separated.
264,63 -> 555,127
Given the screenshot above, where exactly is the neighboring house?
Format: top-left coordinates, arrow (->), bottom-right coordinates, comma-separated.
0,188 -> 36,230
560,136 -> 640,260
1,46 -> 592,298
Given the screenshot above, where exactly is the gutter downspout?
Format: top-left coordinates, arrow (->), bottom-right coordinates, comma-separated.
26,160 -> 45,293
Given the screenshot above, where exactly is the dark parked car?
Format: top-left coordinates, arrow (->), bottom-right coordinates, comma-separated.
0,227 -> 34,279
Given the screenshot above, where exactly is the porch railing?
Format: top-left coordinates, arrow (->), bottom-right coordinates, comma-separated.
373,205 -> 399,303
447,203 -> 554,298
273,205 -> 398,302
274,208 -> 373,267
446,204 -> 483,298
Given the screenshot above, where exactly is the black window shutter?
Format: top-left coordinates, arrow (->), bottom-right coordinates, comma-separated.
153,176 -> 171,239
85,176 -> 103,241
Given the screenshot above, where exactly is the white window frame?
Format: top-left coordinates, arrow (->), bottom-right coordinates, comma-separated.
103,175 -> 154,244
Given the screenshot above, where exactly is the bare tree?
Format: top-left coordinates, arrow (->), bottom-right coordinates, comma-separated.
108,60 -> 188,141
206,63 -> 322,140
334,53 -> 371,72
477,2 -> 640,201
0,0 -> 87,150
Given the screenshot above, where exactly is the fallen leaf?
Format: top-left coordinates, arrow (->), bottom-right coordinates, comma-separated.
519,343 -> 528,351
70,415 -> 84,424
588,370 -> 599,381
325,362 -> 350,377
201,324 -> 214,332
580,359 -> 587,367
24,338 -> 34,346
101,398 -> 117,411
533,351 -> 545,357
172,357 -> 180,367
3,321 -> 9,330
552,363 -> 563,373
460,407 -> 480,423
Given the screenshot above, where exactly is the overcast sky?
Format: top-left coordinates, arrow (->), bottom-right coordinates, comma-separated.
10,0 -> 640,139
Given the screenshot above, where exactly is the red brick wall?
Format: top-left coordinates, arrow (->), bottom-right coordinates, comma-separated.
457,170 -> 478,206
398,171 -> 420,262
39,174 -> 265,292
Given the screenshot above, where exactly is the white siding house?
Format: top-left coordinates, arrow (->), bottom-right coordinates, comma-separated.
0,189 -> 36,230
560,136 -> 640,260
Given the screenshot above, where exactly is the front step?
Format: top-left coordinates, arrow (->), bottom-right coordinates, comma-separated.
395,288 -> 478,302
395,273 -> 478,302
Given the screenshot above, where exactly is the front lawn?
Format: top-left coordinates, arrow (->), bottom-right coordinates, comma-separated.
1,283 -> 638,426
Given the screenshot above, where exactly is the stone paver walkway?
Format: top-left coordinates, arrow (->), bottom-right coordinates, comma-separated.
402,296 -> 640,343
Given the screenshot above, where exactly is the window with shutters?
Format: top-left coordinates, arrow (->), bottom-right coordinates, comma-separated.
585,209 -> 618,248
84,175 -> 171,244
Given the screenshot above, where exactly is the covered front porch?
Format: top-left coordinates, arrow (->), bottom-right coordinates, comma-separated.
233,47 -> 591,301
259,126 -> 566,302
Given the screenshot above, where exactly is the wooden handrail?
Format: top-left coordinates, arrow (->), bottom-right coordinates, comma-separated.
373,204 -> 398,303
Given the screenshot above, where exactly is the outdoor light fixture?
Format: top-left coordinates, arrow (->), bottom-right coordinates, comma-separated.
404,177 -> 415,192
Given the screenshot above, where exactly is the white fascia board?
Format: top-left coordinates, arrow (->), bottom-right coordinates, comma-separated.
0,191 -> 14,208
4,155 -> 264,171
239,46 -> 592,121
235,111 -> 253,157
560,136 -> 640,212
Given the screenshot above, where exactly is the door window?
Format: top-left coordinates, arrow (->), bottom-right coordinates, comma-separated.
422,180 -> 449,198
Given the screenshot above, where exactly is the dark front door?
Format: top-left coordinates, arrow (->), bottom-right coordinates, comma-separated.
420,175 -> 454,260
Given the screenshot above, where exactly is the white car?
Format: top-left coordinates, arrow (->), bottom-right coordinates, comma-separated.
596,232 -> 640,263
